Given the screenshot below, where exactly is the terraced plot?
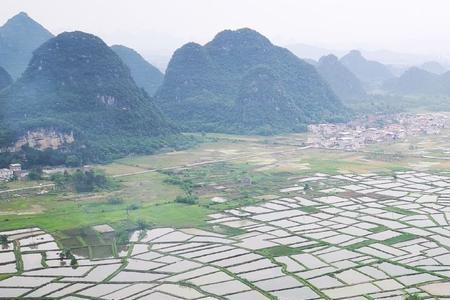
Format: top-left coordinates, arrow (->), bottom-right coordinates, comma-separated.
2,171 -> 450,299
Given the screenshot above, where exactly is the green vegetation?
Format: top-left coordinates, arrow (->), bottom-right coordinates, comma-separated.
340,50 -> 393,84
316,54 -> 366,103
257,246 -> 303,257
383,233 -> 418,246
0,146 -> 71,169
405,294 -> 423,300
368,225 -> 389,233
299,206 -> 320,213
156,28 -> 350,135
0,31 -> 194,167
384,67 -> 450,97
27,167 -> 43,180
107,197 -> 125,205
384,206 -> 418,216
111,45 -> 163,96
51,170 -> 116,193
175,195 -> 199,205
0,234 -> 7,246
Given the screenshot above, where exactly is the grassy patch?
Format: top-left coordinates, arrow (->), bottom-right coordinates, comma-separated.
383,233 -> 418,246
345,240 -> 377,250
257,246 -> 303,258
384,206 -> 418,216
299,206 -> 321,213
368,225 -> 389,233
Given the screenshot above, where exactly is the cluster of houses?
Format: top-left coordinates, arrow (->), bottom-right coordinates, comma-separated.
0,164 -> 22,182
307,113 -> 450,150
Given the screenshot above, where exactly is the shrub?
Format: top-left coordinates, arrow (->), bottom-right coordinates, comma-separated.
0,235 -> 8,245
405,295 -> 422,300
28,168 -> 43,180
70,256 -> 78,268
127,203 -> 140,210
136,219 -> 149,231
175,195 -> 198,205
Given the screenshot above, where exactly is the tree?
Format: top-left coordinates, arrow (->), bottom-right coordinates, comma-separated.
28,168 -> 43,180
0,235 -> 8,247
65,155 -> 81,167
59,249 -> 72,261
304,183 -> 311,191
70,256 -> 78,268
136,219 -> 149,231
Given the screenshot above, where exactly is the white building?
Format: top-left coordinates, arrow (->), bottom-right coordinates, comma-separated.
0,168 -> 13,181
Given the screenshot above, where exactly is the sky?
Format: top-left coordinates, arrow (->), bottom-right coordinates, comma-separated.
1,0 -> 450,67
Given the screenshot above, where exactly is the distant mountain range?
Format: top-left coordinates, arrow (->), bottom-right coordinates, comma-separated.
155,28 -> 350,134
420,61 -> 447,75
316,54 -> 366,102
111,45 -> 164,96
0,31 -> 177,162
340,50 -> 394,85
0,12 -> 53,79
286,43 -> 447,66
383,67 -> 450,96
3,11 -> 450,166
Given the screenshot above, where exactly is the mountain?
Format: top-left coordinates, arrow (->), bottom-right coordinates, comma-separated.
340,50 -> 394,85
0,66 -> 12,90
0,12 -> 54,79
0,31 -> 177,162
155,28 -> 349,134
383,67 -> 450,96
420,61 -> 447,75
316,54 -> 366,102
111,45 -> 164,96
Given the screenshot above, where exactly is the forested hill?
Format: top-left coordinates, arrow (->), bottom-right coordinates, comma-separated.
0,12 -> 54,79
383,67 -> 450,96
155,28 -> 350,134
0,31 -> 178,163
340,50 -> 394,85
111,45 -> 164,96
316,54 -> 367,102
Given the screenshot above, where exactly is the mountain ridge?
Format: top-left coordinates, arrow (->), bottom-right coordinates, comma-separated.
111,45 -> 164,96
0,12 -> 54,79
156,28 -> 350,134
0,31 -> 179,162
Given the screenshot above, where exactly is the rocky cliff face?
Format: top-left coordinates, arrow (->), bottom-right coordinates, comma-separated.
12,129 -> 74,151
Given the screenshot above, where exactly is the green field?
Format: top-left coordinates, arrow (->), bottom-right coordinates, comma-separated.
2,131 -> 450,248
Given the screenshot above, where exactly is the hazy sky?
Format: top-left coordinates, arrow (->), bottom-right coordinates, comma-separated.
1,0 -> 450,62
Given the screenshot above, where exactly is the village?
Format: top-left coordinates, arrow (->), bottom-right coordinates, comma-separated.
0,163 -> 23,181
307,113 -> 450,151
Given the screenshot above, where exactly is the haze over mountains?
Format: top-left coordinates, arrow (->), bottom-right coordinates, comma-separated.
340,50 -> 394,86
0,12 -> 53,79
316,54 -> 366,103
286,43 -> 450,66
383,67 -> 450,96
155,28 -> 349,134
1,11 -> 450,165
111,45 -> 164,96
0,31 -> 176,162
